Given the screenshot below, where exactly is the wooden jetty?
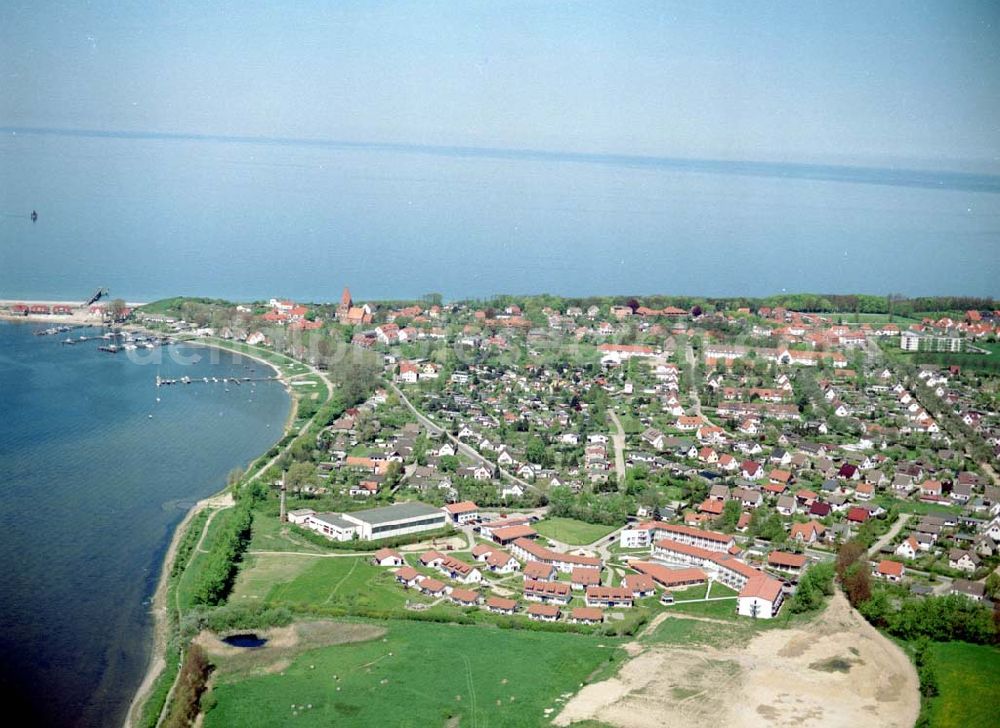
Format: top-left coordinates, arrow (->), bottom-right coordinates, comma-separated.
156,374 -> 279,387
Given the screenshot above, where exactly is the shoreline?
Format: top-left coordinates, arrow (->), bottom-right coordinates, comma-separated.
0,319 -> 299,727
0,299 -> 146,326
119,337 -> 299,728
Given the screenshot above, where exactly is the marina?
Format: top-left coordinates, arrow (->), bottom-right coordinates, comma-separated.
155,373 -> 279,387
59,330 -> 174,351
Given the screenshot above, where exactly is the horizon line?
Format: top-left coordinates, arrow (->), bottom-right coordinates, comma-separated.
3,125 -> 1000,194
2,291 -> 995,307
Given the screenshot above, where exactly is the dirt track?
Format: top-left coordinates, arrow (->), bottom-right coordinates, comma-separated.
555,592 -> 919,728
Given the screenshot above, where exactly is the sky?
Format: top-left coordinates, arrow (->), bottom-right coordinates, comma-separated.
1,1 -> 999,170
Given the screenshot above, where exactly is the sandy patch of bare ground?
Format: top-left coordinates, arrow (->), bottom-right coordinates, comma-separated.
195,621 -> 385,678
398,535 -> 467,552
554,592 -> 918,728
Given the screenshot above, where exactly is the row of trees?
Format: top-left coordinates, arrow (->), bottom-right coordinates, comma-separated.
189,493 -> 257,607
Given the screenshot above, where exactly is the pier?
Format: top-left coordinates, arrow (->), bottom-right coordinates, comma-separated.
155,374 -> 280,387
34,325 -> 78,337
61,331 -> 173,349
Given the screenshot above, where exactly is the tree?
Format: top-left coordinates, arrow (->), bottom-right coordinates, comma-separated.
718,499 -> 741,532
384,461 -> 403,489
836,539 -> 866,580
842,564 -> 872,608
284,461 -> 315,493
526,437 -> 549,466
789,576 -> 819,613
108,298 -> 129,322
985,572 -> 1000,601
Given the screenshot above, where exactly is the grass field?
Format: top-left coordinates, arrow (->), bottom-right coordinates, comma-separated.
231,552 -> 316,602
204,619 -> 626,728
844,313 -> 921,323
672,583 -> 709,601
616,413 -> 643,435
667,597 -> 739,620
893,340 -> 1000,374
247,515 -> 330,554
923,641 -> 1000,728
707,581 -> 738,598
642,616 -> 761,649
533,518 -> 618,546
255,555 -> 419,612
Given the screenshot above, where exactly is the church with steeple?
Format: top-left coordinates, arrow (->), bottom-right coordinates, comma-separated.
336,286 -> 373,325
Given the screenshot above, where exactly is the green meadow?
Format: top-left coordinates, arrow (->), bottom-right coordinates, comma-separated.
533,518 -> 618,546
204,619 -> 626,728
234,554 -> 418,612
922,641 -> 1000,728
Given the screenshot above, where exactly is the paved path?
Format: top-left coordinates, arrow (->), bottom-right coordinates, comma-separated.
608,411 -> 627,486
867,512 -> 912,559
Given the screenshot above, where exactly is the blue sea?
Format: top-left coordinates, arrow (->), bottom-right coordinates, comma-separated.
0,128 -> 998,302
0,322 -> 290,727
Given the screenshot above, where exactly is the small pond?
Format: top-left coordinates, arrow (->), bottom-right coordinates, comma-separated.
222,633 -> 268,648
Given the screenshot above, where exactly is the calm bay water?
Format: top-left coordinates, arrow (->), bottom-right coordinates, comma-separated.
0,322 -> 290,727
0,129 -> 998,302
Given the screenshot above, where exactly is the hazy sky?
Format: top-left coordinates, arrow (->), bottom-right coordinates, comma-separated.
2,1 -> 999,168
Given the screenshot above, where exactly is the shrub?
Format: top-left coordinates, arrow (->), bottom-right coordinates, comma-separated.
190,505 -> 254,607
162,644 -> 212,728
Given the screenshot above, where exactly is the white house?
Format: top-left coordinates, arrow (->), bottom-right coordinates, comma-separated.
372,548 -> 404,567
737,574 -> 784,619
443,500 -> 479,524
895,536 -> 919,560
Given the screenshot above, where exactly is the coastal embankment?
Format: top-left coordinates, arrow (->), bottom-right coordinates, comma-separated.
123,337 -> 332,728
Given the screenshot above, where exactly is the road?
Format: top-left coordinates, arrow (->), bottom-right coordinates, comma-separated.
608,411 -> 626,486
867,512 -> 912,559
684,341 -> 703,417
385,379 -> 537,493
